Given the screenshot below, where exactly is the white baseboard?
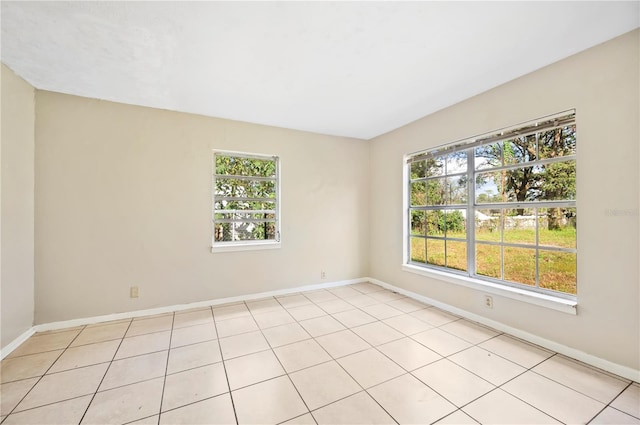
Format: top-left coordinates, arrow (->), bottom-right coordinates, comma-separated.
33,277 -> 367,333
0,327 -> 35,360
367,277 -> 640,383
2,277 -> 365,358
5,275 -> 639,383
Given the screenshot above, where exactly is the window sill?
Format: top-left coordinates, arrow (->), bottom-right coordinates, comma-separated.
401,264 -> 577,315
211,241 -> 281,253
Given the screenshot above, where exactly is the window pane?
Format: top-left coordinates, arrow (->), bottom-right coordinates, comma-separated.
411,181 -> 427,206
448,175 -> 468,204
227,222 -> 276,241
410,237 -> 426,263
426,157 -> 445,177
411,161 -> 426,179
252,201 -> 277,211
215,201 -> 240,211
503,134 -> 537,165
410,210 -> 426,236
234,222 -> 258,240
503,247 -> 536,286
250,180 -> 276,198
446,209 -> 466,239
507,166 -> 544,202
446,151 -> 467,174
476,166 -> 543,203
252,221 -> 277,240
503,208 -> 536,245
214,212 -> 276,222
230,212 -> 276,221
476,243 -> 501,279
475,143 -> 502,170
475,172 -> 503,203
426,210 -> 444,236
538,208 -> 576,248
214,223 -> 231,242
216,178 -> 276,199
411,181 -> 426,206
476,162 -> 574,204
215,201 -> 276,211
446,241 -> 467,271
538,160 -> 576,201
216,155 -> 276,177
215,178 -> 243,197
214,219 -> 276,241
427,178 -> 447,205
426,238 -> 445,267
475,209 -> 501,242
538,126 -> 576,159
215,155 -> 234,175
539,250 -> 576,294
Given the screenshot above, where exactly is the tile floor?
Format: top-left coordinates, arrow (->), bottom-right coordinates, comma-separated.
1,282 -> 638,424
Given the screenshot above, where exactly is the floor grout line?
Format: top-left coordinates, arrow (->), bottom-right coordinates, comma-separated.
2,325 -> 87,420
2,283 -> 638,425
156,312 -> 176,424
77,319 -> 134,424
213,305 -> 239,425
292,291 -> 403,424
603,399 -> 640,421
247,296 -> 318,424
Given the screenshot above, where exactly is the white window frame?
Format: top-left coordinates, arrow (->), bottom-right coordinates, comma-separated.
211,150 -> 281,253
402,111 -> 578,314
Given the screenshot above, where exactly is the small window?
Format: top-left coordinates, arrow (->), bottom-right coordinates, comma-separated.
213,151 -> 280,249
406,111 -> 577,298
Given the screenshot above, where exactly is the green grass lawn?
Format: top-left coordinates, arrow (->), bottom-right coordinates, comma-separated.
473,227 -> 576,249
410,231 -> 576,295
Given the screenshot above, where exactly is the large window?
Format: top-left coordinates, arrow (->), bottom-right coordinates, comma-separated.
407,112 -> 577,297
213,151 -> 280,248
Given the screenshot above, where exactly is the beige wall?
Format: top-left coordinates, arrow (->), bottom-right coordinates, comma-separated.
369,30 -> 640,371
7,30 -> 638,375
1,64 -> 35,349
34,93 -> 370,323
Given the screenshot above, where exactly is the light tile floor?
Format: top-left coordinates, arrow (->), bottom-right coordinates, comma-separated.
1,282 -> 638,424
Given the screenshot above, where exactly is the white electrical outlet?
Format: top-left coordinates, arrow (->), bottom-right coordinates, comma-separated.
130,286 -> 139,298
484,295 -> 493,309
321,271 -> 326,279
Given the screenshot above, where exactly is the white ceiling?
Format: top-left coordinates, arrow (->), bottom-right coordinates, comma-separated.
1,2 -> 638,140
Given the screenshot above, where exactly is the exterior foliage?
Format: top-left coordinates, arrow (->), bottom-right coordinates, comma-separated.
408,116 -> 577,296
475,125 -> 576,229
214,154 -> 278,242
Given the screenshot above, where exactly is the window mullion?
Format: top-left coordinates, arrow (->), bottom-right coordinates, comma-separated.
275,158 -> 281,242
500,208 -> 505,281
535,206 -> 540,289
405,111 -> 576,297
468,148 -> 476,277
407,164 -> 412,264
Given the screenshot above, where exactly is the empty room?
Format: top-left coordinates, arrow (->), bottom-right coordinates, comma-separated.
1,1 -> 639,424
